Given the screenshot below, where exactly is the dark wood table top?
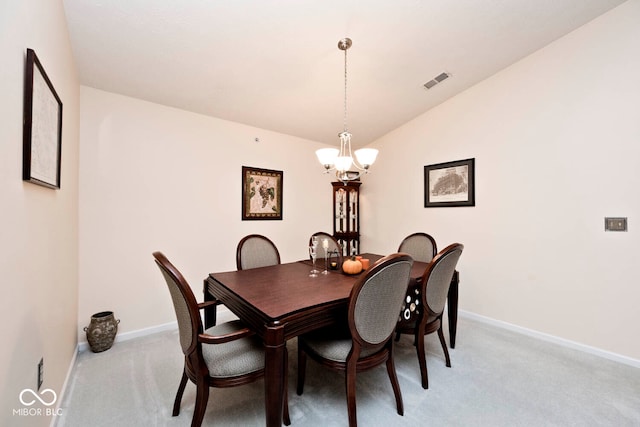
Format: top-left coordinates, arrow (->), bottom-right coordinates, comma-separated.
208,260 -> 356,320
207,253 -> 428,322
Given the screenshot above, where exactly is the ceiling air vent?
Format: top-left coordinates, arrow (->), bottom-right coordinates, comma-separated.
423,72 -> 451,90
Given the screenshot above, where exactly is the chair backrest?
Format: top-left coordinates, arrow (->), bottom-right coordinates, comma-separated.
153,251 -> 201,356
309,231 -> 343,267
421,243 -> 464,317
398,232 -> 438,263
349,253 -> 414,347
236,234 -> 281,270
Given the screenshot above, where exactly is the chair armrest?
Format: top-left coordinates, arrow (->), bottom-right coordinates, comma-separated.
198,327 -> 255,344
197,300 -> 221,310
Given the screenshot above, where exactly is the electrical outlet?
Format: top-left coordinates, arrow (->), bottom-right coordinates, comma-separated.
605,217 -> 627,232
37,358 -> 43,391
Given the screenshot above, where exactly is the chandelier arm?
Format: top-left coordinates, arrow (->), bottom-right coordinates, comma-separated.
340,132 -> 369,172
350,161 -> 369,172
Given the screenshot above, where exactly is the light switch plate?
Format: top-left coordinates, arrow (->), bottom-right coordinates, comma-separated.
605,217 -> 627,232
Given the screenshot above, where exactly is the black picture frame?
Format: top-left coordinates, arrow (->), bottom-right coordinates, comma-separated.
424,158 -> 475,207
23,48 -> 63,189
242,166 -> 283,220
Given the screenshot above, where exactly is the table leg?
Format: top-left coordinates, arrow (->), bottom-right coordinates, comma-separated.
264,324 -> 286,427
447,271 -> 459,348
203,280 -> 217,329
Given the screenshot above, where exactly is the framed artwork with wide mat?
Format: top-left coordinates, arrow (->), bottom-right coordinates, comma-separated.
424,158 -> 475,207
23,48 -> 63,189
242,166 -> 283,220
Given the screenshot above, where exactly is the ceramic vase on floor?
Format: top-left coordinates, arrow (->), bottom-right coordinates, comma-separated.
84,311 -> 120,352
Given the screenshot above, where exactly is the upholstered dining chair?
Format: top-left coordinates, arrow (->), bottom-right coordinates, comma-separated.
296,253 -> 414,427
395,232 -> 438,342
236,234 -> 281,270
309,231 -> 343,269
152,251 -> 290,427
397,232 -> 438,263
394,243 -> 464,389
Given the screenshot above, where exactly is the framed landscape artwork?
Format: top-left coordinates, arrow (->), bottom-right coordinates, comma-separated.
242,166 -> 283,220
23,48 -> 63,189
424,158 -> 475,207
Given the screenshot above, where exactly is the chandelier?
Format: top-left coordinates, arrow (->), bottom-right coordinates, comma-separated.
316,38 -> 378,183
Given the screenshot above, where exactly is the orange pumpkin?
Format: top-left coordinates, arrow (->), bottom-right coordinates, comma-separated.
342,256 -> 363,275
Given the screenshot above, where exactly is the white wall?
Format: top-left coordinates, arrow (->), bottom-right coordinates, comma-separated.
0,0 -> 80,425
363,0 -> 640,361
78,87 -> 335,338
0,2 -> 635,423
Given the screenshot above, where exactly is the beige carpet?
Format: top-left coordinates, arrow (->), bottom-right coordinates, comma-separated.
54,316 -> 640,426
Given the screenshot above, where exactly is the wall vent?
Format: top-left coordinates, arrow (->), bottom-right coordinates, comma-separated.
423,72 -> 451,90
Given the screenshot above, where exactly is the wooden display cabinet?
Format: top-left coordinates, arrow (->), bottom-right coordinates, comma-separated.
332,181 -> 361,256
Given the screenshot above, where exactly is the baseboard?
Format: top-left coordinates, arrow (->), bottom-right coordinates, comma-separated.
77,320 -> 178,353
50,343 -> 78,427
77,308 -> 639,370
459,310 -> 640,369
76,307 -> 240,353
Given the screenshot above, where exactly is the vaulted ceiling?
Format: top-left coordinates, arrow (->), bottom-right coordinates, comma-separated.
63,0 -> 626,147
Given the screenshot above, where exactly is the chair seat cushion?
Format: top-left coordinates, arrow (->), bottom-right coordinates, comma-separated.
300,326 -> 379,363
201,320 -> 264,378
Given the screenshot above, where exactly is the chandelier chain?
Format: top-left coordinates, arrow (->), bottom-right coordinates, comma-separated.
343,44 -> 348,133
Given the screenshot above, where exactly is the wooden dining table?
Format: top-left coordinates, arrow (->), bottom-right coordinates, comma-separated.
203,253 -> 459,427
